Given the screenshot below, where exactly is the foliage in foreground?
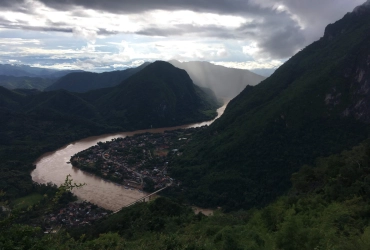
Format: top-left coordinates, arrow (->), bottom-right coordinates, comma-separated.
3,141 -> 370,249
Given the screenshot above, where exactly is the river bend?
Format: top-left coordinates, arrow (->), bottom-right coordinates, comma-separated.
32,103 -> 227,211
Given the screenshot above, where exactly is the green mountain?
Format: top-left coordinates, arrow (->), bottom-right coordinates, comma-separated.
0,64 -> 83,78
25,90 -> 101,120
45,62 -> 150,93
89,61 -> 220,128
169,60 -> 266,100
168,2 -> 370,210
0,86 -> 24,109
0,64 -> 85,91
3,61 -> 218,131
0,75 -> 55,90
0,61 -> 219,199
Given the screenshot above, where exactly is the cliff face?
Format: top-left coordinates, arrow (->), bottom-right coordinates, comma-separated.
169,2 -> 370,210
324,1 -> 370,40
341,45 -> 370,122
322,2 -> 370,122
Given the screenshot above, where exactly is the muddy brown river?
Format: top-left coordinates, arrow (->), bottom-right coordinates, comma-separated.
32,103 -> 227,211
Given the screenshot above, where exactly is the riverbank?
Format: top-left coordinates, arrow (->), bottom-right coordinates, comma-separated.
32,102 -> 229,211
71,127 -> 206,192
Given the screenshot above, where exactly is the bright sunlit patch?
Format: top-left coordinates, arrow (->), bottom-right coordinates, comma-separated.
2,11 -> 30,23
212,60 -> 283,70
0,0 -> 282,72
148,10 -> 246,28
0,0 -> 248,43
276,4 -> 287,12
0,38 -> 41,45
8,59 -> 20,63
242,43 -> 260,57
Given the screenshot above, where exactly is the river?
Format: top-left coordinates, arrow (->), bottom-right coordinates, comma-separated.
32,103 -> 228,211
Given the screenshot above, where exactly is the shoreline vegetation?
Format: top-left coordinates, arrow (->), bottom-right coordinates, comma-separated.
29,103 -> 227,213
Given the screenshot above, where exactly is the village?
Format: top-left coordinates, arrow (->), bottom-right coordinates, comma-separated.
70,127 -> 205,192
44,201 -> 110,231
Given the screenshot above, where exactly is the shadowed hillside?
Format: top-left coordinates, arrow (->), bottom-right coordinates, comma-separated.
0,61 -> 219,200
45,63 -> 150,93
168,2 -> 370,211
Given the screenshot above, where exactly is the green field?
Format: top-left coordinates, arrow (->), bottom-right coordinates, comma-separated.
11,193 -> 44,210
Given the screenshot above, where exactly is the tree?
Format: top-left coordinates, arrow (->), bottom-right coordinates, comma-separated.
52,175 -> 85,205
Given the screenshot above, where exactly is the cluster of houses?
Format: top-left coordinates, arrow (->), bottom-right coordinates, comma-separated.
44,201 -> 109,230
71,128 -> 204,191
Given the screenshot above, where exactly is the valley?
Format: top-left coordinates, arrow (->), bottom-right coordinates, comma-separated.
2,1 -> 370,249
31,103 -> 228,211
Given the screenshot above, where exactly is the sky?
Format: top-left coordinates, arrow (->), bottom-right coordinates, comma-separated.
0,0 -> 366,74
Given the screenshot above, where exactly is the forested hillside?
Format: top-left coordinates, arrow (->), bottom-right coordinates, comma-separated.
45,63 -> 149,92
0,61 -> 219,200
0,64 -> 82,78
0,75 -> 54,90
168,1 -> 370,211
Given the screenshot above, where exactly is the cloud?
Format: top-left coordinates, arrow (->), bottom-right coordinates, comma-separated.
248,0 -> 364,41
258,23 -> 305,59
1,0 -> 362,63
212,59 -> 284,70
28,0 -> 264,15
72,27 -> 98,41
0,0 -> 366,72
0,38 -> 41,45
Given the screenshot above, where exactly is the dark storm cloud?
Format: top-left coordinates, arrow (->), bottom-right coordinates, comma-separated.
0,0 -> 365,60
33,0 -> 264,15
237,10 -> 306,58
0,17 -> 118,36
0,16 -> 72,33
137,24 -> 239,39
0,0 -> 34,13
0,0 -> 22,8
258,24 -> 305,58
137,8 -> 306,59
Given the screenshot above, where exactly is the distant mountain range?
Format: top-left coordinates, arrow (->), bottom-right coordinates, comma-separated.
0,64 -> 84,90
0,64 -> 83,78
44,61 -> 265,100
1,61 -> 219,130
45,63 -> 150,93
0,61 -> 219,198
0,61 -> 266,101
169,60 -> 266,100
0,75 -> 55,90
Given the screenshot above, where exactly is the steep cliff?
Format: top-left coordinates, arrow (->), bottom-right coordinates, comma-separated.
169,2 -> 370,210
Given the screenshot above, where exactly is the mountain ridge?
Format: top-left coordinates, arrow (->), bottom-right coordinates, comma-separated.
0,64 -> 83,78
168,60 -> 266,100
0,75 -> 55,90
2,61 -> 219,131
168,4 -> 370,210
45,62 -> 150,93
